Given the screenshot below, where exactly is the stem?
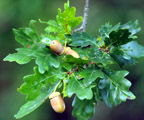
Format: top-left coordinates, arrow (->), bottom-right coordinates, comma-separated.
53,80 -> 61,92
72,0 -> 90,33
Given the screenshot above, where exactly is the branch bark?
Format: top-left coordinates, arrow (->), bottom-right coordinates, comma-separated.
72,0 -> 90,33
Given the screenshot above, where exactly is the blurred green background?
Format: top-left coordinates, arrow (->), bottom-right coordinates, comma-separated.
0,0 -> 144,120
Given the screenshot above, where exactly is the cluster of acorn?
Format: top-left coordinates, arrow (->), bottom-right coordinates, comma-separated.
49,40 -> 80,113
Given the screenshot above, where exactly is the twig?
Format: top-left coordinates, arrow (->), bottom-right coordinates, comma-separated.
72,0 -> 90,33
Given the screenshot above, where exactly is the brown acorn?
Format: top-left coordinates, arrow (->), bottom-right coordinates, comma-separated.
49,92 -> 65,113
50,40 -> 64,55
65,47 -> 80,58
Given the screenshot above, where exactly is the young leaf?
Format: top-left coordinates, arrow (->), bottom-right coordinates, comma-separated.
57,1 -> 83,29
42,20 -> 63,33
40,1 -> 82,43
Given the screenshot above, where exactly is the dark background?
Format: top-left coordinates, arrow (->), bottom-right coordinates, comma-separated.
0,0 -> 144,120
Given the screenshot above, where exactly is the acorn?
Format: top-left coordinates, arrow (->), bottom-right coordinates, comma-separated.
65,47 -> 80,58
50,40 -> 80,58
50,40 -> 64,55
49,92 -> 65,113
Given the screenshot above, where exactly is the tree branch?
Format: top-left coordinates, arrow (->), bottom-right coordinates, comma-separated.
72,0 -> 90,33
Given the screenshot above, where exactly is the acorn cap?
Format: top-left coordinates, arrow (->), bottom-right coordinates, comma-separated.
49,92 -> 60,99
64,47 -> 71,54
65,47 -> 80,58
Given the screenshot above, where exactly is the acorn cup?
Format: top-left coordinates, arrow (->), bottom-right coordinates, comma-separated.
65,47 -> 80,58
50,40 -> 80,58
49,92 -> 65,113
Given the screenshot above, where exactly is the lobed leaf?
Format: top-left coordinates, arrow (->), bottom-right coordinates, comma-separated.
66,75 -> 95,100
121,20 -> 141,38
13,20 -> 39,47
107,29 -> 132,46
79,68 -> 104,86
15,81 -> 60,119
121,41 -> 144,59
67,32 -> 96,47
64,55 -> 89,65
57,1 -> 83,28
3,48 -> 34,64
110,40 -> 144,67
99,21 -> 141,47
18,67 -> 65,101
33,48 -> 60,74
98,70 -> 136,106
72,96 -> 95,120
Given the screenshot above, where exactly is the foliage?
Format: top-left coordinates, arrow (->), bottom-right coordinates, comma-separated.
3,1 -> 144,120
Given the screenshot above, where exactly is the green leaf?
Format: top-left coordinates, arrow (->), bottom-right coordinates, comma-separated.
34,48 -> 60,74
89,47 -> 114,67
41,20 -> 63,33
61,63 -> 72,71
4,20 -> 61,73
31,45 -> 60,74
40,1 -> 82,43
18,66 -> 65,101
99,21 -> 140,47
99,22 -> 120,38
121,41 -> 144,59
108,29 -> 132,46
3,53 -> 30,64
4,44 -> 60,74
64,55 -> 89,65
13,20 -> 39,47
79,69 -> 104,86
57,1 -> 83,30
72,96 -> 95,120
111,54 -> 136,67
110,41 -> 144,67
67,32 -> 96,47
66,75 -> 95,100
3,48 -> 35,64
121,20 -> 141,39
14,81 -> 59,119
98,70 -> 136,106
